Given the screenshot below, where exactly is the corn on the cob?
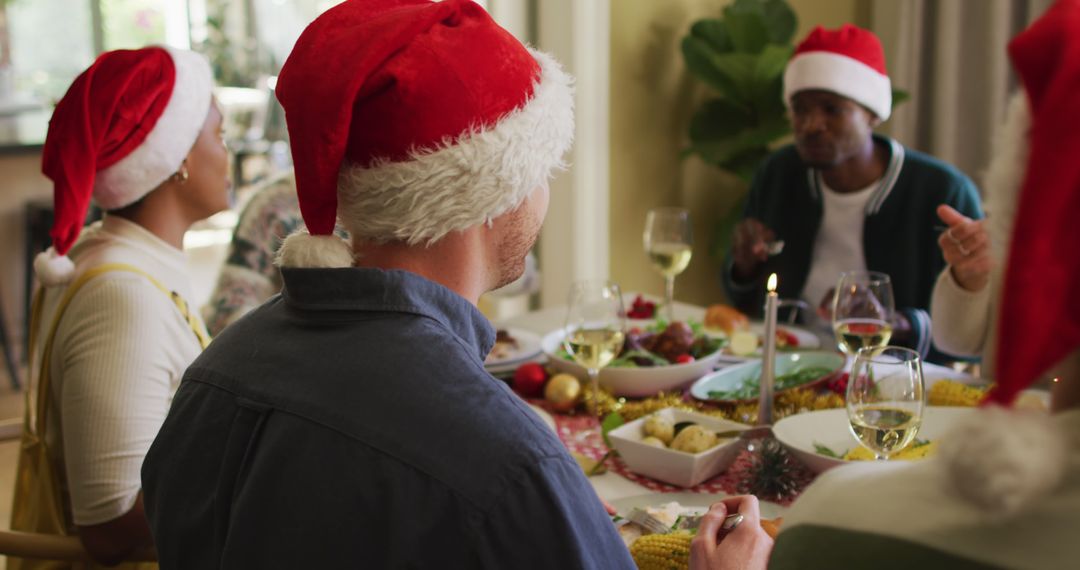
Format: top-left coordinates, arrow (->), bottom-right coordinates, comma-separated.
928,380 -> 986,407
630,532 -> 693,570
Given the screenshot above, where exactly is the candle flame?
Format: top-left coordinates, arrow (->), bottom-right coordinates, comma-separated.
767,273 -> 777,292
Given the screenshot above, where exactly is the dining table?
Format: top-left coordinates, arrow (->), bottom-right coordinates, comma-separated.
496,296 -> 977,505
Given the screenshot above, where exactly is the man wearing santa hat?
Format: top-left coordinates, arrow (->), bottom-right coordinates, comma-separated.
694,2 -> 1080,568
723,24 -> 984,363
13,46 -> 225,568
140,1 -> 633,568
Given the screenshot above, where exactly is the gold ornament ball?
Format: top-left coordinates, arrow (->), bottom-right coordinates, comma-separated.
545,373 -> 581,412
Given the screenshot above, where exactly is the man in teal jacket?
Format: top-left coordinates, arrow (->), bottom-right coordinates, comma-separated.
723,24 -> 982,362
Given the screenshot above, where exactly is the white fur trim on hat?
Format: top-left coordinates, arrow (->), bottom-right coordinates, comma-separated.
335,48 -> 574,248
784,51 -> 892,121
34,247 -> 77,287
982,91 -> 1030,260
94,47 -> 214,210
940,405 -> 1066,519
276,231 -> 355,269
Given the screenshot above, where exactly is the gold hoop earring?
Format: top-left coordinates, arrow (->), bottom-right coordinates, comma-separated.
173,164 -> 189,183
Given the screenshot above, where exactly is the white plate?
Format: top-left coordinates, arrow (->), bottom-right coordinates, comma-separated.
541,329 -> 724,397
485,327 -> 543,368
689,351 -> 845,403
773,406 -> 975,473
609,491 -> 786,520
711,322 -> 821,360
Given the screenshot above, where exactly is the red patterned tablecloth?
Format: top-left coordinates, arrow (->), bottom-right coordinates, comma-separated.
550,412 -> 813,506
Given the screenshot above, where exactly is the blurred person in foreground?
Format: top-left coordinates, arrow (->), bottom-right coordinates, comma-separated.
140,1 -> 634,568
695,2 -> 1080,568
723,24 -> 983,363
14,47 -> 225,568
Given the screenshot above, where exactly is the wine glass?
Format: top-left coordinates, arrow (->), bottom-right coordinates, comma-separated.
832,271 -> 895,356
563,280 -> 627,433
846,346 -> 925,460
643,208 -> 693,322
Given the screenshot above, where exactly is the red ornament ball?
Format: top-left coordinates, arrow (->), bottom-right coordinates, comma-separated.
512,362 -> 548,397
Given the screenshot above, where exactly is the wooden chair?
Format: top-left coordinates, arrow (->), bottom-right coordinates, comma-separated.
0,530 -> 156,568
0,419 -> 157,567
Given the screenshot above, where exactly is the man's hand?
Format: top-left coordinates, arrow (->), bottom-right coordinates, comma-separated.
937,204 -> 992,292
732,219 -> 777,282
689,496 -> 773,570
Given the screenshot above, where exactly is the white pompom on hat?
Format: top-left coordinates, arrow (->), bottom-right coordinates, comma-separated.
36,46 -> 213,286
273,0 -> 574,269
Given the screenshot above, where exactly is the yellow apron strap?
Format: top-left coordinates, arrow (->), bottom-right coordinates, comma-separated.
32,263 -> 211,437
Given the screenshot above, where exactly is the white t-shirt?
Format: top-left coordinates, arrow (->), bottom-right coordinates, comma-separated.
35,216 -> 205,526
800,180 -> 878,307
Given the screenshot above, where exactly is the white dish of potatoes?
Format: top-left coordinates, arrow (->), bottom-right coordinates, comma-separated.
607,408 -> 750,487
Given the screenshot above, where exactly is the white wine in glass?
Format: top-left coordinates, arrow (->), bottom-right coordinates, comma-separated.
643,208 -> 693,321
846,346 -> 925,460
832,271 -> 895,355
563,281 -> 627,434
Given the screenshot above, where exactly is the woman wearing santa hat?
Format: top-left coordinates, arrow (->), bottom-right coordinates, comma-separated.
11,46 -> 226,568
692,2 -> 1080,568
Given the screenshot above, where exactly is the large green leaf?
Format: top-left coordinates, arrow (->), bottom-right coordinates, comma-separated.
760,0 -> 797,44
724,11 -> 770,54
708,52 -> 758,103
682,36 -> 742,100
689,104 -> 790,167
749,44 -> 792,105
690,18 -> 733,54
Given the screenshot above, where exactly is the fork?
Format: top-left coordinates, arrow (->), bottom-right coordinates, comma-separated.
626,508 -> 673,535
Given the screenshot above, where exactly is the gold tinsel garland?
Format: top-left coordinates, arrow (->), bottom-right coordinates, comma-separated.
581,384 -> 846,424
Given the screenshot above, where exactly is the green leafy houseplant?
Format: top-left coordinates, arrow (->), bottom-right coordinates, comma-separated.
681,0 -> 798,184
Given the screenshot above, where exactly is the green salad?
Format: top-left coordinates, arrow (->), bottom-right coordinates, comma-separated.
706,365 -> 833,401
558,319 -> 725,368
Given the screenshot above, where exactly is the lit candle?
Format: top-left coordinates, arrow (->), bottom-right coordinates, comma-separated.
758,273 -> 778,425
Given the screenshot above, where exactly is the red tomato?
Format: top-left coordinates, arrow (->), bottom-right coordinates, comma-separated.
674,354 -> 695,364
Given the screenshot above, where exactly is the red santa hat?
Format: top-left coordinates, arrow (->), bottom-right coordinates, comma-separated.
34,46 -> 214,286
940,0 -> 1080,520
783,24 -> 892,121
992,0 -> 1080,405
273,0 -> 574,268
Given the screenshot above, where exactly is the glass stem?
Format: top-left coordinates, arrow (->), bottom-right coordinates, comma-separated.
665,276 -> 675,321
587,368 -> 601,419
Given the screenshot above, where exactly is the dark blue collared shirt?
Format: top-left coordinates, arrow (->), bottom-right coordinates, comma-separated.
143,267 -> 634,569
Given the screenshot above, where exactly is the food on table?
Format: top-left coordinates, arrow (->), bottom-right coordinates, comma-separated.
703,304 -> 749,335
619,501 -> 784,569
706,365 -> 834,401
558,319 -> 723,368
627,294 -> 657,319
643,415 -> 676,444
637,415 -> 733,453
669,425 -> 719,453
927,380 -> 986,407
544,373 -> 581,412
651,322 -> 696,363
485,329 -> 519,362
630,532 -> 694,570
814,439 -> 936,461
511,362 -> 548,398
725,327 -> 800,356
728,330 -> 759,356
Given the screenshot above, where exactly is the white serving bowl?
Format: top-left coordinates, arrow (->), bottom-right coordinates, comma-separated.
607,408 -> 750,487
773,406 -> 976,473
541,329 -> 723,397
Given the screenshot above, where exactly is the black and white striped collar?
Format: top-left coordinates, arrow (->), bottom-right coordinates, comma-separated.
806,137 -> 905,215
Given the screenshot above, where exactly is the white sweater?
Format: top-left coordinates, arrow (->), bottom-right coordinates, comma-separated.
931,93 -> 1028,377
34,216 -> 205,526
